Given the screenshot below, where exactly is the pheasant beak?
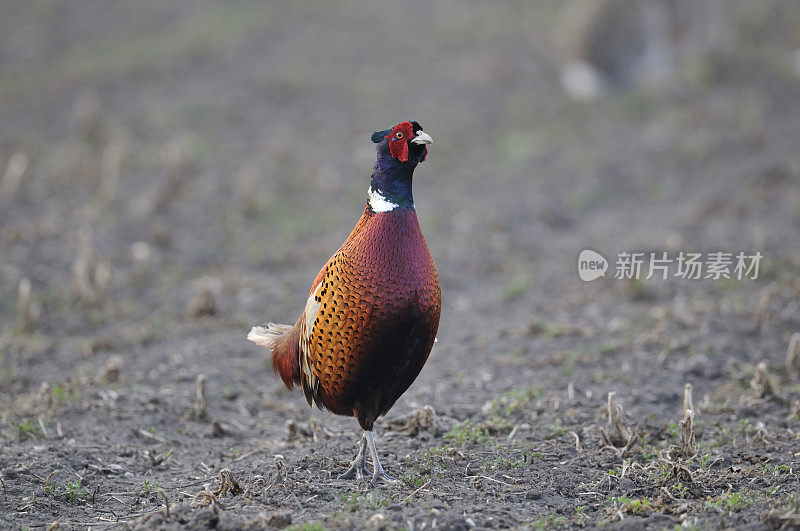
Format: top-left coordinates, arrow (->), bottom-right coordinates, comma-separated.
411,131 -> 434,145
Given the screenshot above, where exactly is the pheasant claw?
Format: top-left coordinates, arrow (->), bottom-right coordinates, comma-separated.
338,433 -> 368,480
365,430 -> 398,485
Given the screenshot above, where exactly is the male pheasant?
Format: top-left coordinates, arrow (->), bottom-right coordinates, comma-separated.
248,121 -> 440,483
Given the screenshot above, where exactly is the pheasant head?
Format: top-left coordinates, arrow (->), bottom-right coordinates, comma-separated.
368,121 -> 433,212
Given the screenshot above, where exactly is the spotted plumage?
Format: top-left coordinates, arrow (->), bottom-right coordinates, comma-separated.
248,121 -> 439,482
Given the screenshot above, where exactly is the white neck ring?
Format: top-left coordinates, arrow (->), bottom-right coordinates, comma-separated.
368,186 -> 399,212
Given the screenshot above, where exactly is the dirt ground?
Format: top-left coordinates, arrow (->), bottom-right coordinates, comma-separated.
2,2 -> 800,529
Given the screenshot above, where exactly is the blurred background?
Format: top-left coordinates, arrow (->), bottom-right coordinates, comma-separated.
2,1 -> 800,526
2,0 -> 800,451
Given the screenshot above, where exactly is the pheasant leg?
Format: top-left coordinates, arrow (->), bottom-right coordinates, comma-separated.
365,430 -> 397,484
338,432 -> 368,479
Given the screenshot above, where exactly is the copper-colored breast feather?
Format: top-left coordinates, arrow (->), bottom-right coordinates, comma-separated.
298,206 -> 441,429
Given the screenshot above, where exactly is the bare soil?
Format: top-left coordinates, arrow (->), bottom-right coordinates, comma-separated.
1,2 -> 800,529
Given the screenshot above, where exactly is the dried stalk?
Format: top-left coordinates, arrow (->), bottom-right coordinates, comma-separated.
606,392 -> 630,443
99,355 -> 122,383
192,375 -> 208,420
601,392 -> 637,455
683,383 -> 693,413
762,508 -> 800,528
753,284 -> 777,331
158,487 -> 170,518
752,421 -> 769,443
679,408 -> 696,457
131,241 -> 152,280
617,431 -> 639,458
72,229 -> 111,306
384,405 -> 438,436
17,278 -> 40,333
750,361 -> 774,399
100,137 -> 127,203
569,431 -> 582,451
0,152 -> 29,206
215,468 -> 242,497
786,333 -> 800,379
186,287 -> 217,318
38,382 -> 53,408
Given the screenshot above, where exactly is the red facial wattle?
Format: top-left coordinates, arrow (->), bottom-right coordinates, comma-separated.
386,122 -> 415,162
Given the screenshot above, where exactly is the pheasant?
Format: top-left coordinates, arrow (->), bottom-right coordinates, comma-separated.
248,121 -> 440,483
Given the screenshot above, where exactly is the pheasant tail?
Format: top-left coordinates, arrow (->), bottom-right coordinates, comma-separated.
247,322 -> 300,389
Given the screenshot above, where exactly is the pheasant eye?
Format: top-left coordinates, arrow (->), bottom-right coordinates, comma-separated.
395,132 -> 403,139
